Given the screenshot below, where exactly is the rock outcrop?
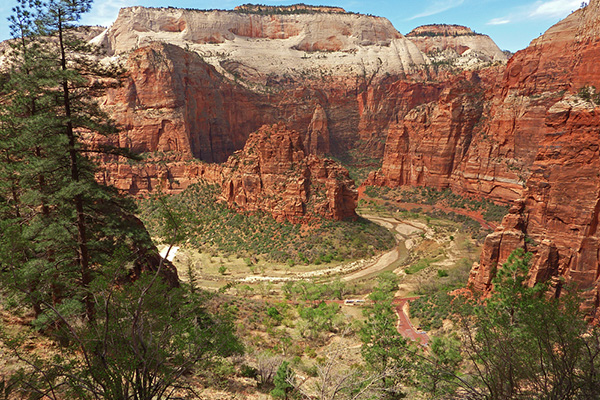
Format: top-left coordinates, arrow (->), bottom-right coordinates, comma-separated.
95,5 -> 427,83
466,1 -> 600,317
221,123 -> 357,222
304,104 -> 330,155
100,123 -> 357,223
102,42 -> 270,163
406,24 -> 507,69
97,158 -> 225,195
365,67 -> 526,203
82,2 -> 600,308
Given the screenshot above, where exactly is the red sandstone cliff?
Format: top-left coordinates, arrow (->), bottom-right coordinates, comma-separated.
221,123 -> 357,222
466,2 -> 600,317
365,67 -> 525,203
357,1 -> 600,311
102,42 -> 271,163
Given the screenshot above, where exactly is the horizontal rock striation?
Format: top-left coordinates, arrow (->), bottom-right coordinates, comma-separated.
221,123 -> 357,222
406,24 -> 507,68
93,5 -> 427,83
467,1 -> 600,317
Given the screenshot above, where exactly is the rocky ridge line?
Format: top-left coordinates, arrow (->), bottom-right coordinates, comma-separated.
99,123 -> 357,223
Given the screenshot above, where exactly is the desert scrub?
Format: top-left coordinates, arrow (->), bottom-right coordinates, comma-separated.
410,292 -> 455,331
138,183 -> 394,263
365,186 -> 510,223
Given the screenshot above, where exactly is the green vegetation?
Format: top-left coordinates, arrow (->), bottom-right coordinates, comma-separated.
271,361 -> 294,399
410,257 -> 474,330
577,85 -> 600,104
362,185 -> 508,241
410,24 -> 483,37
332,141 -> 383,184
139,184 -> 394,264
297,302 -> 343,340
0,2 -> 241,398
367,186 -> 509,223
359,272 -> 412,398
411,292 -> 455,331
442,249 -> 600,399
234,3 -> 350,15
282,280 -> 353,301
0,0 -> 142,326
404,257 -> 434,275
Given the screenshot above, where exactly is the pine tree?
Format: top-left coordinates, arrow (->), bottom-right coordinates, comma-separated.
0,0 -> 141,327
0,3 -> 245,398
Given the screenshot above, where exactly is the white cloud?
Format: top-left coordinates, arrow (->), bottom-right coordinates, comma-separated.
487,17 -> 511,25
529,0 -> 583,18
485,0 -> 583,29
407,0 -> 465,20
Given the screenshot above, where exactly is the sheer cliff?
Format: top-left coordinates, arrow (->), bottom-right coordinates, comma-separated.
465,1 -> 600,316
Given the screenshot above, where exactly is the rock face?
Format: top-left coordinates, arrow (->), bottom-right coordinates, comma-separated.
221,124 -> 357,222
84,5 -> 510,168
366,67 -> 526,203
466,1 -> 600,317
97,158 -> 225,195
102,42 -> 270,163
99,123 -> 357,223
406,24 -> 507,68
96,5 -> 427,83
304,105 -> 330,155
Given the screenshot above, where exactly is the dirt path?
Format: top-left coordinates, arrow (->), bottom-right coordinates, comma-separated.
392,297 -> 429,346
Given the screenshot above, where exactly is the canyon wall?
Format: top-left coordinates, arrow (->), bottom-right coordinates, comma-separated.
101,42 -> 270,163
355,1 -> 600,308
406,24 -> 507,68
466,2 -> 600,315
98,122 -> 357,223
366,66 -> 526,203
95,5 -> 426,83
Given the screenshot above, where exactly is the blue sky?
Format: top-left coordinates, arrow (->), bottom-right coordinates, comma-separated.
0,0 -> 588,52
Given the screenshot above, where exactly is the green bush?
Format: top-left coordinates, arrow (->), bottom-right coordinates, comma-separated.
405,258 -> 432,275
271,361 -> 294,399
240,364 -> 259,379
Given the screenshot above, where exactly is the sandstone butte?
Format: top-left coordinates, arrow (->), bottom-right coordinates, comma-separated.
221,123 -> 357,223
406,24 -> 507,68
98,123 -> 358,223
79,1 -> 600,312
